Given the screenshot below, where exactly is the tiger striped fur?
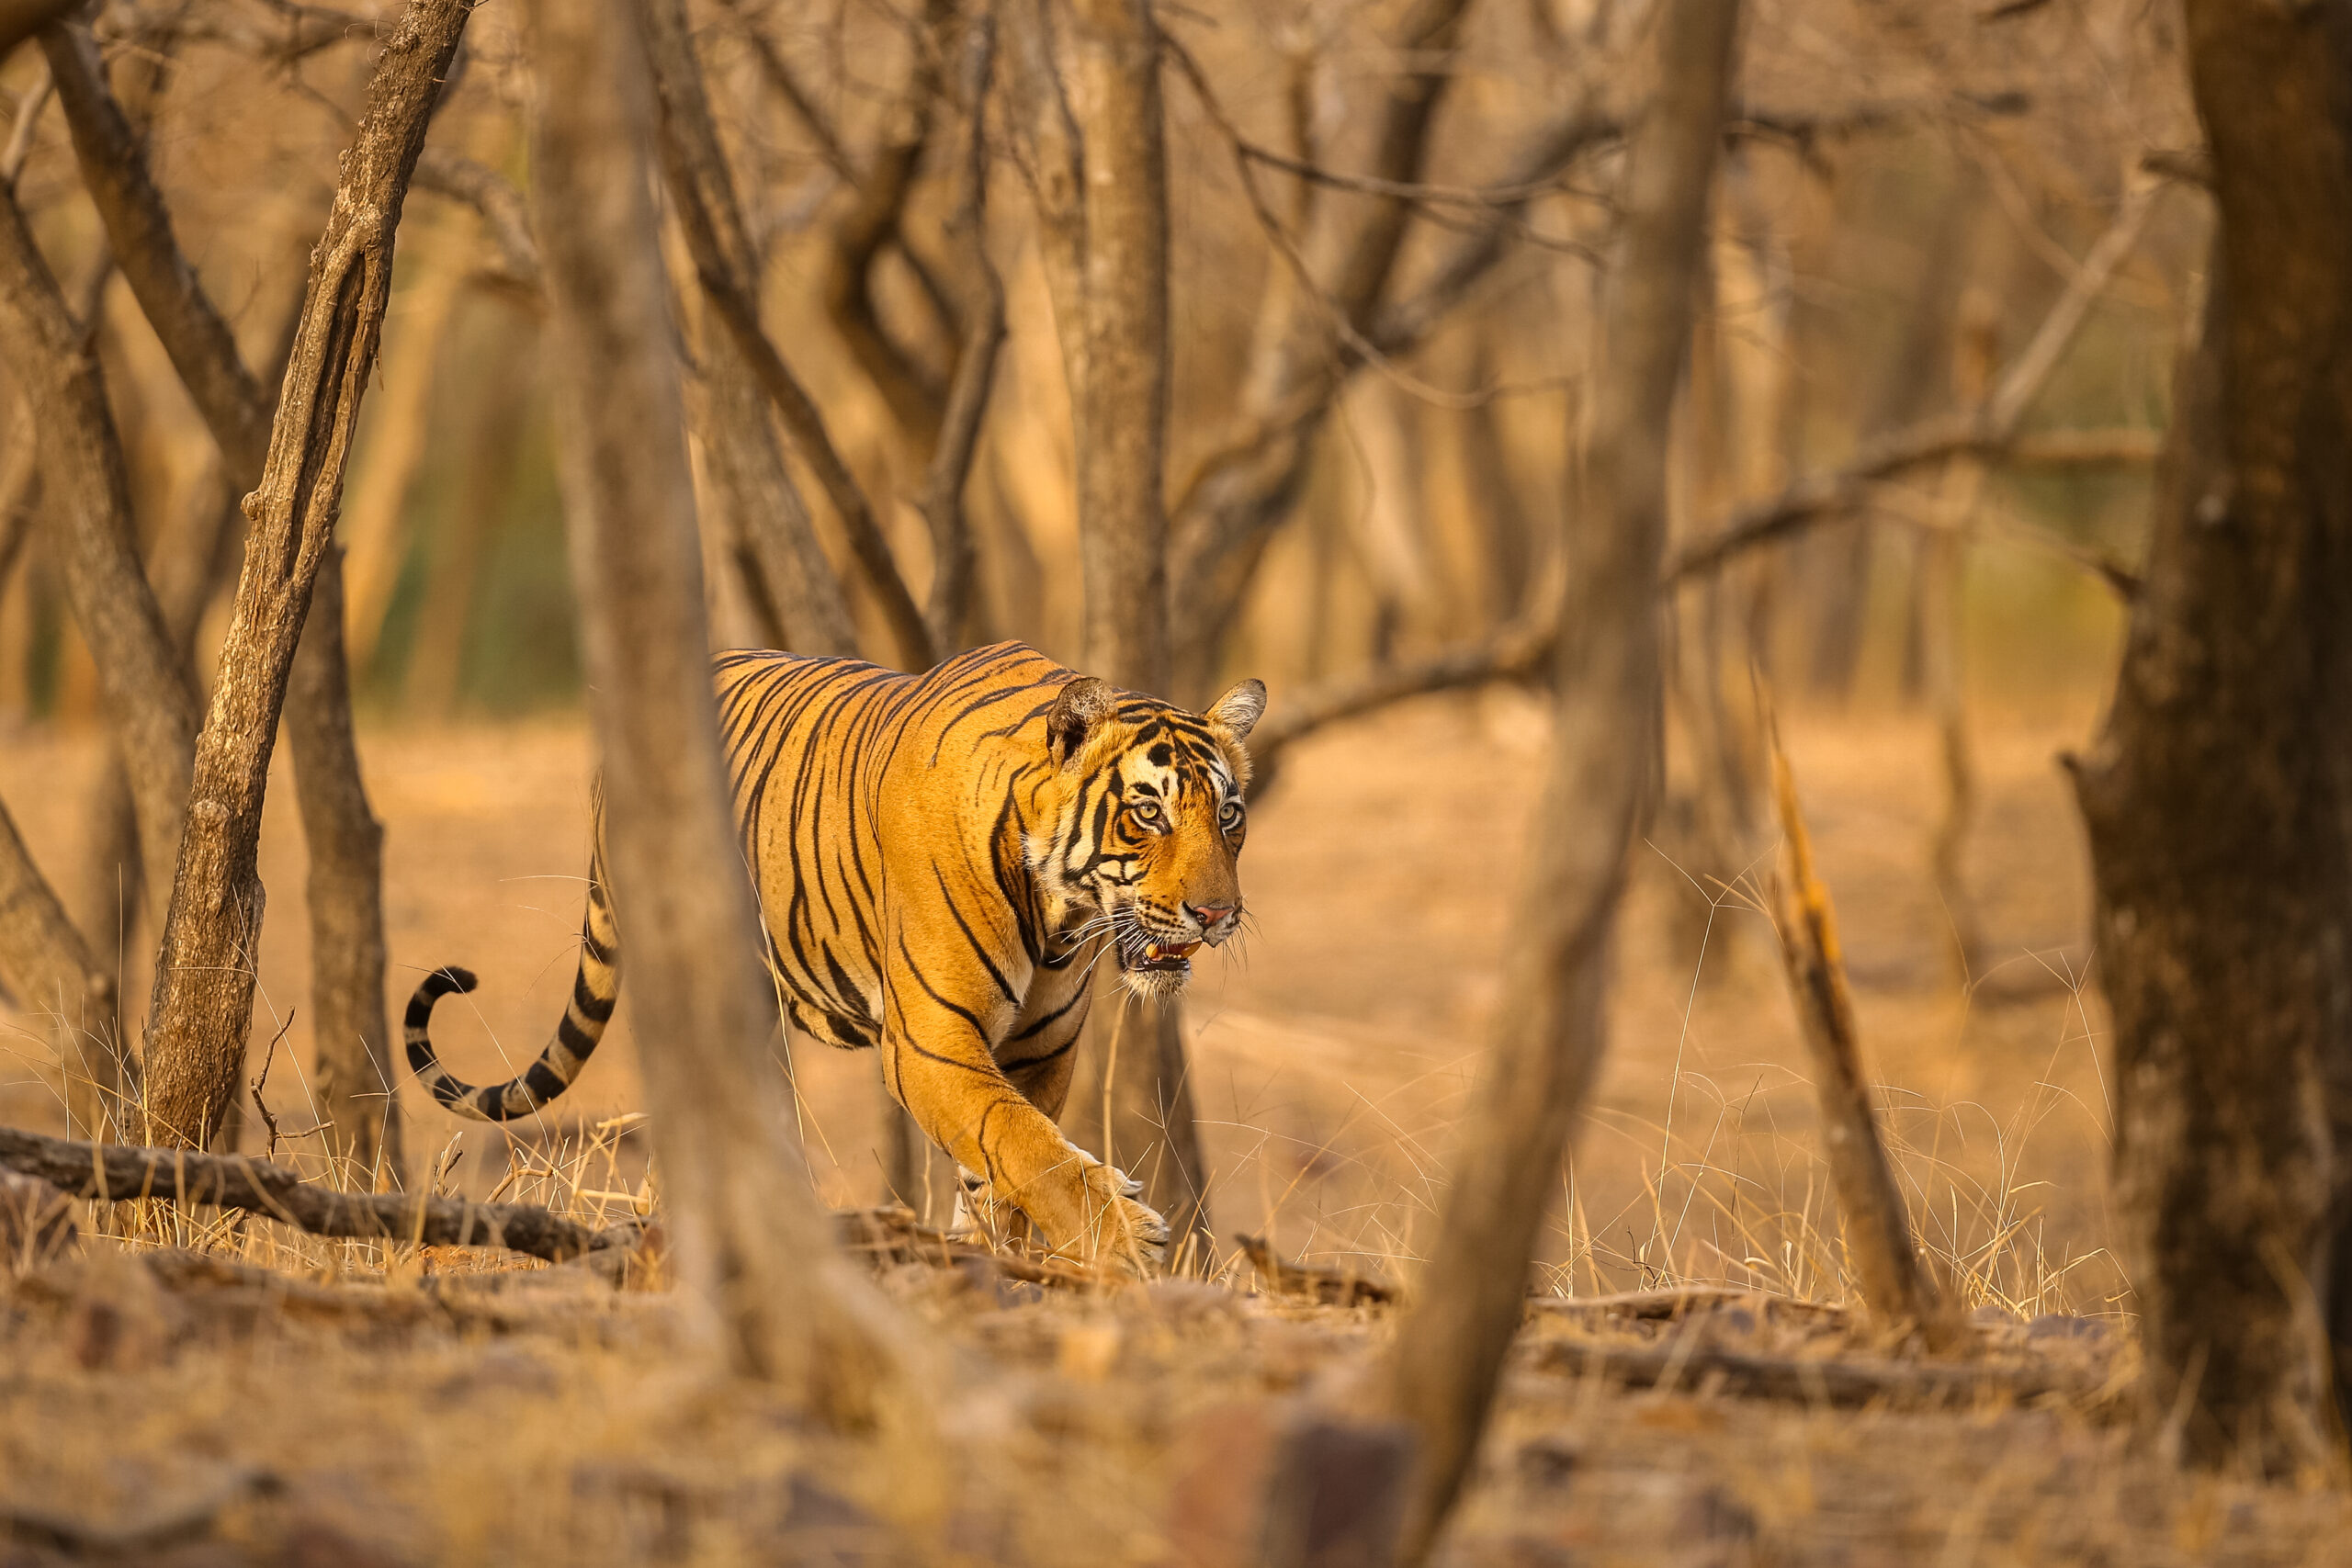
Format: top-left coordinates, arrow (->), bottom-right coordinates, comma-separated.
404,641 -> 1265,1270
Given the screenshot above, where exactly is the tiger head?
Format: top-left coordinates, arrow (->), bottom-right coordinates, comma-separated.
1029,673 -> 1268,998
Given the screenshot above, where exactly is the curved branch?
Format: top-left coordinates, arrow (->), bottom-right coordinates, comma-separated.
1247,615 -> 1554,796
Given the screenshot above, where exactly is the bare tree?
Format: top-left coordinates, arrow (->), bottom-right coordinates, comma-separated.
1003,0 -> 1215,1255
2067,0 -> 2352,1469
40,14 -> 402,1177
526,0 -> 903,1418
1380,2 -> 1738,1561
138,0 -> 470,1149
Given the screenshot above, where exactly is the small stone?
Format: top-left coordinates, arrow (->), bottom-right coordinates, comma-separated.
2026,1313 -> 2106,1343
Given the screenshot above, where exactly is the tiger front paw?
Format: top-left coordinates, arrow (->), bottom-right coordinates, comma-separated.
1069,1160 -> 1169,1276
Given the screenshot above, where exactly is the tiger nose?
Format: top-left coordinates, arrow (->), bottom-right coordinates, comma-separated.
1187,902 -> 1235,931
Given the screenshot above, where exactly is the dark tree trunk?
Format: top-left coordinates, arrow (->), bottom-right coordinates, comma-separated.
2067,0 -> 2352,1470
1380,2 -> 1738,1559
528,0 -> 902,1418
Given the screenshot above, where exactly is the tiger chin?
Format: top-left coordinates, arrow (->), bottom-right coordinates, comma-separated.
403,641 -> 1264,1279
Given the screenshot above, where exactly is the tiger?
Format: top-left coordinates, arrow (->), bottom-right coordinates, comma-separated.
403,640 -> 1265,1273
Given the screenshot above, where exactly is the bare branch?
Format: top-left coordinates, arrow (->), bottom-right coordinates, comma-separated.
644,0 -> 933,671
1247,615 -> 1553,796
1668,176 -> 2162,584
0,795 -> 128,1138
0,57 -> 50,186
413,147 -> 542,295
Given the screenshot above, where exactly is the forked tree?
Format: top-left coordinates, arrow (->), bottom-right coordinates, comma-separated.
2068,0 -> 2352,1469
1381,0 -> 1739,1559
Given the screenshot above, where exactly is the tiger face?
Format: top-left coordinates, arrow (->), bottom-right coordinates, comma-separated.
1029,674 -> 1267,998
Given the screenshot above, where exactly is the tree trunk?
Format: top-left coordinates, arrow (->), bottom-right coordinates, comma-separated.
1006,0 -> 1214,1258
138,0 -> 469,1149
286,547 -> 401,1186
0,178 -> 199,928
1380,3 -> 1737,1560
2067,0 -> 2352,1471
528,0 -> 903,1419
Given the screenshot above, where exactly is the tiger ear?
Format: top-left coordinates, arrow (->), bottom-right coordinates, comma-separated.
1047,676 -> 1115,766
1204,678 -> 1267,742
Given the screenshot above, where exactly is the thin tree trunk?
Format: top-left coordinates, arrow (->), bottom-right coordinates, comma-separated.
2067,0 -> 2352,1470
139,0 -> 469,1149
1007,0 -> 1213,1257
1380,4 -> 1737,1561
1921,296 -> 1996,986
529,0 -> 903,1418
0,179 -> 198,928
286,547 -> 401,1186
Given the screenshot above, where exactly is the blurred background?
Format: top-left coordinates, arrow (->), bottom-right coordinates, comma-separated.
0,0 -> 2198,1306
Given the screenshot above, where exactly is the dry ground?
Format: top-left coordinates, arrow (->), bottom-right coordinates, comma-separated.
1,690 -> 2344,1565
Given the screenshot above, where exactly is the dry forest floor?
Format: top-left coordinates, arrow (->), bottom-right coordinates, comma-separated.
1,689 -> 2346,1565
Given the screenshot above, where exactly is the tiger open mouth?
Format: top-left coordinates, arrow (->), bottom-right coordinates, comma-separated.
1128,938 -> 1200,976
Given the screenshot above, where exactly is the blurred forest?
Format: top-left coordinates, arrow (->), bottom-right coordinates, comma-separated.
0,0 -> 2185,739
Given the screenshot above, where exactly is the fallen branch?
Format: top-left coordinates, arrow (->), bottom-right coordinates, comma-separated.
1236,1230 -> 1398,1305
1524,1286 -> 1846,1323
0,1124 -> 628,1263
1528,1336 -> 2111,1411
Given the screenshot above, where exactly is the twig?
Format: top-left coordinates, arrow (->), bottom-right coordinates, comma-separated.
0,59 -> 51,188
413,148 -> 541,297
832,1205 -> 1107,1291
246,1009 -> 297,1158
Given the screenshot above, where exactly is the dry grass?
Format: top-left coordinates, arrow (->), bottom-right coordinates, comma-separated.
3,690 -> 2344,1564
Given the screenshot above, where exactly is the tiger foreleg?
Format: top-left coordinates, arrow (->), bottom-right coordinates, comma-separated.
895,1056 -> 1167,1274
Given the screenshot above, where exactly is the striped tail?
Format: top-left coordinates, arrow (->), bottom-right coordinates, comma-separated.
405,869 -> 622,1122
